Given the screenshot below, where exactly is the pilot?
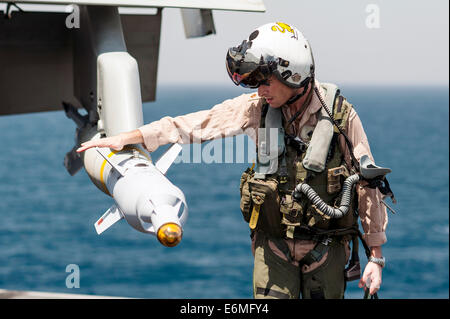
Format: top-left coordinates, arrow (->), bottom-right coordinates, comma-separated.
77,22 -> 388,299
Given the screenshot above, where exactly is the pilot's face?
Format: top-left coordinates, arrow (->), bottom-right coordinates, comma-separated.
257,75 -> 297,108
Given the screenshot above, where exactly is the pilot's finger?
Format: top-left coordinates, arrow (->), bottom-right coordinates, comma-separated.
358,272 -> 369,288
76,145 -> 90,153
369,276 -> 381,295
369,285 -> 379,296
76,141 -> 99,152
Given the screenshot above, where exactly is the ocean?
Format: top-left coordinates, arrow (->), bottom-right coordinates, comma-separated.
0,84 -> 448,299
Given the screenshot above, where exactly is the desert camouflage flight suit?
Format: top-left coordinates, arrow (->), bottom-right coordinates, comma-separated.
137,80 -> 388,299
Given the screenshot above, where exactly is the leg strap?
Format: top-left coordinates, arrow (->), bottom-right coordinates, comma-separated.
270,237 -> 293,264
301,237 -> 332,266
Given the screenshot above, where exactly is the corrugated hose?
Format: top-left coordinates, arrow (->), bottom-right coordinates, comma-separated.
293,173 -> 361,219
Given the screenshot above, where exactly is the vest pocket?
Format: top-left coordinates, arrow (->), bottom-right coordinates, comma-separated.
327,165 -> 349,194
239,171 -> 252,223
280,194 -> 303,227
247,178 -> 283,237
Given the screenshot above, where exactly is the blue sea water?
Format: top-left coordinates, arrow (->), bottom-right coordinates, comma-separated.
0,84 -> 448,299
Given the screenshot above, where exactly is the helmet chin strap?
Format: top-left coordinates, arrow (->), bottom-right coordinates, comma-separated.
284,78 -> 315,128
286,77 -> 313,105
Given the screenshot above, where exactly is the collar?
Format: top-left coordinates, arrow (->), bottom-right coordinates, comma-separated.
282,79 -> 324,134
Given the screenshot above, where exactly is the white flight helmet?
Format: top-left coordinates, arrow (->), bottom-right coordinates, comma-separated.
226,22 -> 315,89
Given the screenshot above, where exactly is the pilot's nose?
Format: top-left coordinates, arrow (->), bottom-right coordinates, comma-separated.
258,85 -> 268,97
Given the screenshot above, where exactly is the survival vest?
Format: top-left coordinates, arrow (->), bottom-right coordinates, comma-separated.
239,83 -> 358,240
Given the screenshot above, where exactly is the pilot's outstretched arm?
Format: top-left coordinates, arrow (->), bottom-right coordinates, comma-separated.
77,93 -> 262,153
137,93 -> 262,152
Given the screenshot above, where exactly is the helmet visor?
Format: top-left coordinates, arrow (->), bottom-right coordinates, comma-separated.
226,49 -> 272,88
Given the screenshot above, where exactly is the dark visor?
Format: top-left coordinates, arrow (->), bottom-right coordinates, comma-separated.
226,49 -> 272,89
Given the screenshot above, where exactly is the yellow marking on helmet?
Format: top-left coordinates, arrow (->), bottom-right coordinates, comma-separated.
271,22 -> 294,34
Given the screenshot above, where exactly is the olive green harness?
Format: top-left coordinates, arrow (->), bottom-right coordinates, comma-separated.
239,85 -> 373,279
240,85 -> 356,239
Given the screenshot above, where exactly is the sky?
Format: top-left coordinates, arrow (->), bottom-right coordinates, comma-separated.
1,0 -> 448,86
157,0 -> 449,86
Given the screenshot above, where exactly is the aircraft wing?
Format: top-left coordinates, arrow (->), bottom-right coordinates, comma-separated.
7,0 -> 266,12
0,1 -> 265,116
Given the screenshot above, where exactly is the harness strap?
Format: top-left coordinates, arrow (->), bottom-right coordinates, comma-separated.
344,235 -> 361,282
285,81 -> 315,129
314,86 -> 360,172
301,237 -> 331,266
270,236 -> 293,263
365,176 -> 397,204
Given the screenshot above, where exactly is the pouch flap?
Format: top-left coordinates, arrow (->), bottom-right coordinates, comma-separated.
251,191 -> 266,205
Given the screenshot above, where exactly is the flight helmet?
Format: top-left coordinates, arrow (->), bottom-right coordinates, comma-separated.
226,22 -> 315,90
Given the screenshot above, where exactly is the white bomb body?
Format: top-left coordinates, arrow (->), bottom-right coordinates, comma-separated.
91,145 -> 188,246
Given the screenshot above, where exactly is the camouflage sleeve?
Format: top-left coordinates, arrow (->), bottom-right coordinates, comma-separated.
339,106 -> 388,247
137,93 -> 262,153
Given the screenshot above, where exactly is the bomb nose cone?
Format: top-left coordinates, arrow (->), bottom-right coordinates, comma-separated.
157,223 -> 183,247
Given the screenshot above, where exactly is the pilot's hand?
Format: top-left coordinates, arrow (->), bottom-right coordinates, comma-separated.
358,261 -> 382,296
76,134 -> 125,153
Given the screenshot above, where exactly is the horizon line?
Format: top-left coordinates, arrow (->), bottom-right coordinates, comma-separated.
156,81 -> 450,88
